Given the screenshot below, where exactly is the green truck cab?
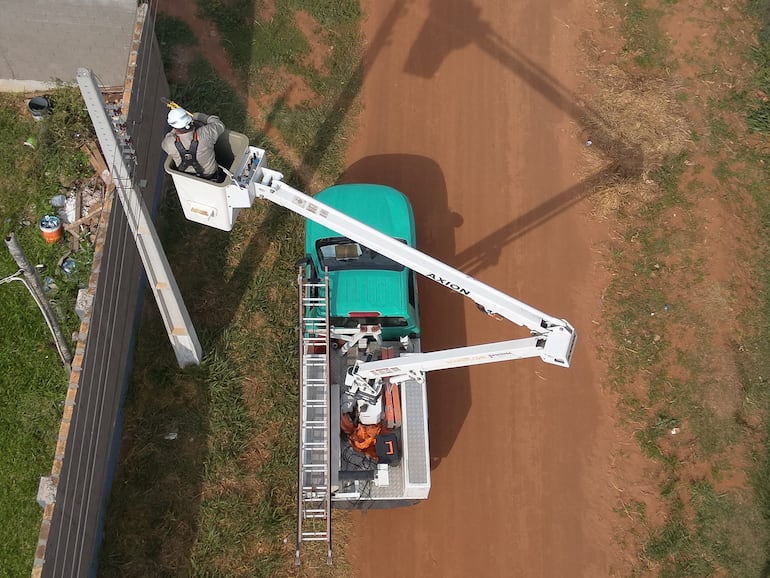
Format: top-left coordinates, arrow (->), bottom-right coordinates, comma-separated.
304,184 -> 420,341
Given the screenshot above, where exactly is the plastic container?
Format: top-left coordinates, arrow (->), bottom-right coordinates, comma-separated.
61,257 -> 75,275
28,97 -> 49,121
39,215 -> 62,244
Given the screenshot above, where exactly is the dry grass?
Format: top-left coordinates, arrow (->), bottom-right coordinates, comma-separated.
578,63 -> 691,218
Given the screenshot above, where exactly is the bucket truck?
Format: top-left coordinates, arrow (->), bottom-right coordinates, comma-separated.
164,129 -> 576,565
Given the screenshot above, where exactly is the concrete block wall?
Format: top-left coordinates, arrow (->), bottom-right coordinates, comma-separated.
33,4 -> 171,576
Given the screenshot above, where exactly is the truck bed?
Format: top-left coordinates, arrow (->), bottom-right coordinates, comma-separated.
326,338 -> 431,507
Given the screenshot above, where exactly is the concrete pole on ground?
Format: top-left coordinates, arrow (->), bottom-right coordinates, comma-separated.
4,233 -> 73,370
76,67 -> 202,367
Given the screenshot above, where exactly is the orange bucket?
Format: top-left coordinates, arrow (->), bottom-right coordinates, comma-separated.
40,215 -> 63,244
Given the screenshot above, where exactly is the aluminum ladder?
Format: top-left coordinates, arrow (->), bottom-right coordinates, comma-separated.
295,270 -> 332,565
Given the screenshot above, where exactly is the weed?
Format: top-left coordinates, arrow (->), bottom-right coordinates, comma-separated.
154,13 -> 197,73
599,0 -> 770,574
99,2 -> 360,575
615,0 -> 670,68
0,88 -> 95,576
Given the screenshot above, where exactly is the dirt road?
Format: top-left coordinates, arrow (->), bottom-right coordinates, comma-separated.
344,2 -> 622,576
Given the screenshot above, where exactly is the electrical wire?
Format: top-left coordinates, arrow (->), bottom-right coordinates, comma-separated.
47,1 -> 164,573
75,2 -> 164,571
0,271 -> 70,367
0,269 -> 22,285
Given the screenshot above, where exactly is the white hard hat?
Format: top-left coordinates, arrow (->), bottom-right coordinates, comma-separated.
167,108 -> 193,129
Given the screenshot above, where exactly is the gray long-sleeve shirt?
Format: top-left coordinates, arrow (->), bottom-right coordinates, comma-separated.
161,112 -> 225,177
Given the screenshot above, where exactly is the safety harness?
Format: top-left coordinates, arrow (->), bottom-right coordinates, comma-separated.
173,129 -> 207,176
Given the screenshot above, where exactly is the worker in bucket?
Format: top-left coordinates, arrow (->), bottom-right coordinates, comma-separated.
162,108 -> 225,182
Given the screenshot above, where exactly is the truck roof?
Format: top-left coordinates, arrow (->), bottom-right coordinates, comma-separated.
305,184 -> 416,249
305,184 -> 418,327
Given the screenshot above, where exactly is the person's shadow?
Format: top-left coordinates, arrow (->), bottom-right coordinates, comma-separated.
340,154 -> 469,468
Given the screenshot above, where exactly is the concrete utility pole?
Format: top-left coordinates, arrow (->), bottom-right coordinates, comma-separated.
76,68 -> 201,367
4,233 -> 73,369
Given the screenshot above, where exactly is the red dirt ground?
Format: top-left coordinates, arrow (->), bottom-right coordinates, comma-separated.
157,1 -> 649,575
344,1 -> 634,576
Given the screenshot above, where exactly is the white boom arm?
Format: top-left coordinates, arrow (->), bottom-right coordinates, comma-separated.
349,337 -> 547,383
231,148 -> 576,371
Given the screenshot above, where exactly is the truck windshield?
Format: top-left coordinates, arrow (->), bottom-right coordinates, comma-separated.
316,237 -> 406,272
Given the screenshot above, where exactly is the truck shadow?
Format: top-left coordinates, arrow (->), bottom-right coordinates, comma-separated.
340,153 -> 471,469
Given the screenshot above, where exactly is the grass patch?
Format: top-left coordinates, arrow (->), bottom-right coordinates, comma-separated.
744,0 -> 770,132
596,0 -> 770,574
155,13 -> 197,73
0,88 -> 96,576
615,0 -> 670,68
99,2 -> 361,575
641,480 -> 767,576
197,0 -> 363,178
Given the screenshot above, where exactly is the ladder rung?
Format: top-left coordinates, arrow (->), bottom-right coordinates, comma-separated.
302,436 -> 327,443
298,279 -> 332,562
303,441 -> 327,447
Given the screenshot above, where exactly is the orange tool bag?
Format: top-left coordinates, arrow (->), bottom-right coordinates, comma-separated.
349,423 -> 382,459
